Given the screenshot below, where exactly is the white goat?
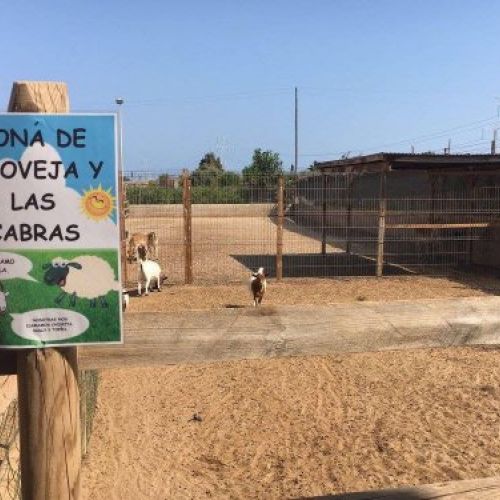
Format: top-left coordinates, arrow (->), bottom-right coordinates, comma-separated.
137,245 -> 166,296
250,267 -> 268,307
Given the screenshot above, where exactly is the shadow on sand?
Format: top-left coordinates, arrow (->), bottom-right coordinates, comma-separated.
231,252 -> 411,279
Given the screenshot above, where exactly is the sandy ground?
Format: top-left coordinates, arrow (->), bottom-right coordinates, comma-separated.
82,347 -> 500,499
124,211 -> 374,285
80,209 -> 500,498
126,274 -> 500,312
125,214 -> 331,284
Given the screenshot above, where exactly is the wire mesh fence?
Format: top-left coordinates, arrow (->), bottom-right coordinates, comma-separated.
0,370 -> 100,499
123,170 -> 500,284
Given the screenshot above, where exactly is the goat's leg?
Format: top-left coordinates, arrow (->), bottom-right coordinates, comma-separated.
90,298 -> 97,308
69,292 -> 77,307
145,277 -> 151,295
99,296 -> 109,308
157,275 -> 161,292
137,282 -> 142,296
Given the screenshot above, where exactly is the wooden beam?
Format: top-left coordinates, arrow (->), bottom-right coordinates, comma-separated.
17,348 -> 81,500
8,81 -> 82,500
276,176 -> 284,280
79,297 -> 500,370
8,81 -> 69,112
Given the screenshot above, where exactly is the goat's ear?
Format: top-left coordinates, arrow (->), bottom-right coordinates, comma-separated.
68,262 -> 82,269
42,263 -> 51,269
4,291 -> 9,297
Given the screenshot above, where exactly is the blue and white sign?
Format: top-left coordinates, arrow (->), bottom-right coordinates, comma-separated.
0,114 -> 123,348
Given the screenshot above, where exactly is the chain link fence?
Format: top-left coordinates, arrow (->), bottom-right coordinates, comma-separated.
0,370 -> 100,499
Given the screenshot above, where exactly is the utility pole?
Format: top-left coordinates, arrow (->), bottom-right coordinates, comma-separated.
294,86 -> 298,174
492,129 -> 497,154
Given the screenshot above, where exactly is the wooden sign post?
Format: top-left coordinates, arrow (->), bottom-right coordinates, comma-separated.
9,81 -> 81,500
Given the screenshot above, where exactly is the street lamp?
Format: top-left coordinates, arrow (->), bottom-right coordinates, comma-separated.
115,97 -> 124,174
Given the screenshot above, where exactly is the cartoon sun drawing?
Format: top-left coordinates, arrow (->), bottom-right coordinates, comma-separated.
80,185 -> 115,221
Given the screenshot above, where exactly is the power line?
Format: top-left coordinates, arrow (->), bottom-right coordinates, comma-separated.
300,115 -> 499,158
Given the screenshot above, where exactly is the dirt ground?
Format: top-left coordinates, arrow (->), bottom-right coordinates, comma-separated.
82,347 -> 500,499
127,273 -> 500,312
125,209 -> 373,285
81,209 -> 500,498
125,213 -> 331,284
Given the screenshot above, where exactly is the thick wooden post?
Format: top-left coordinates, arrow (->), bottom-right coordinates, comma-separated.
183,175 -> 193,284
276,176 -> 284,280
376,169 -> 387,277
18,349 -> 81,499
9,81 -> 81,500
321,173 -> 327,255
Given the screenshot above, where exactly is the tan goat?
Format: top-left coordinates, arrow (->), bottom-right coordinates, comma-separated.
127,232 -> 159,262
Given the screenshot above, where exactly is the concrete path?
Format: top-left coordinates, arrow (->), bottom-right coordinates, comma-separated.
80,296 -> 500,369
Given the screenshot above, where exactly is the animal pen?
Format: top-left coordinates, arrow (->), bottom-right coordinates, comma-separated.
123,153 -> 500,285
3,81 -> 500,500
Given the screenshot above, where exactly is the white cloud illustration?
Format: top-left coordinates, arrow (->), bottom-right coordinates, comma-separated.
0,143 -> 119,249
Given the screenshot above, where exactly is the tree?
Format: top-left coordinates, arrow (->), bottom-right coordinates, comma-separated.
242,149 -> 283,182
192,152 -> 224,186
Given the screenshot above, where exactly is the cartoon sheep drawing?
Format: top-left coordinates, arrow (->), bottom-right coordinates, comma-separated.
43,256 -> 120,308
0,281 -> 9,315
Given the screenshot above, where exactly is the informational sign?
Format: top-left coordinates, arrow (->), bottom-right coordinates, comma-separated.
0,114 -> 123,348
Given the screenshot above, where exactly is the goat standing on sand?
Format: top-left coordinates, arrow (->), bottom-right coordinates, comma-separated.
250,267 -> 268,307
137,245 -> 166,296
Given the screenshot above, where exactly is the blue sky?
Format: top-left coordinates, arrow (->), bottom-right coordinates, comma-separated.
2,1 -> 500,173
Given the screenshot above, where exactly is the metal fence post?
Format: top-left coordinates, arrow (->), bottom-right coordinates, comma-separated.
276,176 -> 284,280
119,172 -> 128,286
183,175 -> 193,284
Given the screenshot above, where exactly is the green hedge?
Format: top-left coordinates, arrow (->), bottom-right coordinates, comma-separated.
126,185 -> 275,204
